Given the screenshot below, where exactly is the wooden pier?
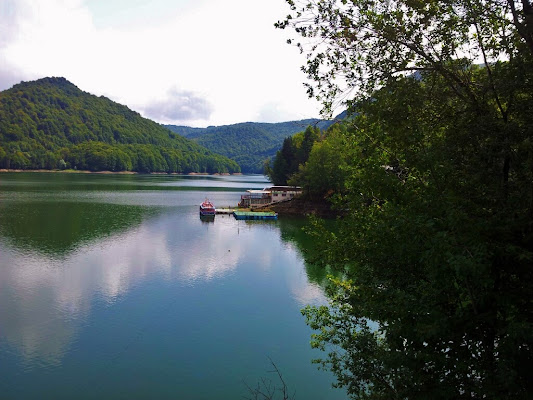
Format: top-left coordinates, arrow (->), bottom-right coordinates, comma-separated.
212,207 -> 278,220
215,208 -> 237,214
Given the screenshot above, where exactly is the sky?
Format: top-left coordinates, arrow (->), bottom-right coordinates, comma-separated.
0,0 -> 322,127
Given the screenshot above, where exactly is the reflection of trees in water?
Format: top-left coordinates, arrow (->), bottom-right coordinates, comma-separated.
277,217 -> 340,289
0,201 -> 158,255
0,216 -> 174,367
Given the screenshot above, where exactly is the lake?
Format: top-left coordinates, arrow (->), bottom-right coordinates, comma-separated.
0,172 -> 344,400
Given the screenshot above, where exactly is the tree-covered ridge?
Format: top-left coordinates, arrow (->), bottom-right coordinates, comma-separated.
165,115 -> 344,173
0,77 -> 240,173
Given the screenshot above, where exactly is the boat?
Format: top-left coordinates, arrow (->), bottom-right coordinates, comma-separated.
199,199 -> 216,216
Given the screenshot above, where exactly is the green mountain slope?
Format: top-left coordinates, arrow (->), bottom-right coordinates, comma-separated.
165,115 -> 345,173
0,77 -> 240,173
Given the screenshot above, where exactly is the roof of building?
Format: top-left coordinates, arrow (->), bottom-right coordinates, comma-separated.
246,189 -> 270,194
266,186 -> 302,191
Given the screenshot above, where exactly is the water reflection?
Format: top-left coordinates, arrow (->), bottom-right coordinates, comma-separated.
0,219 -> 173,366
0,208 -> 329,368
0,172 -> 267,193
0,174 -> 341,399
277,218 -> 339,288
0,200 -> 155,255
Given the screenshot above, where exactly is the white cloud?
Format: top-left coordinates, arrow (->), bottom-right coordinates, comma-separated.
139,87 -> 214,125
0,0 -> 321,126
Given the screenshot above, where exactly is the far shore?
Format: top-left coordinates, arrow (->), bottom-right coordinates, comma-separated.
0,169 -> 243,176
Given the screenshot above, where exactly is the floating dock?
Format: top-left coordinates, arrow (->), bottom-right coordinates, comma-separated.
215,208 -> 237,214
233,211 -> 278,220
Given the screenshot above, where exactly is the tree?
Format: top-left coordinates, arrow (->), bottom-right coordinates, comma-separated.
289,123 -> 349,199
278,1 -> 533,399
0,77 -> 241,174
267,136 -> 298,185
295,125 -> 321,165
266,127 -> 323,186
277,0 -> 533,116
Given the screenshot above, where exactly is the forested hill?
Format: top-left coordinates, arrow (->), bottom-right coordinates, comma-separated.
0,77 -> 240,173
165,113 -> 345,173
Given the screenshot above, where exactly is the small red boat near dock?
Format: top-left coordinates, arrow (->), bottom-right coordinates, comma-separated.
199,199 -> 216,216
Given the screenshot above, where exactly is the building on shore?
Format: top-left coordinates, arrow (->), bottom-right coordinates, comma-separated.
239,189 -> 271,208
239,186 -> 302,208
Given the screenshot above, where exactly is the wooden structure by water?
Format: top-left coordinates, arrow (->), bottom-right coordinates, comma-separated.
233,211 -> 278,220
215,208 -> 237,214
213,206 -> 278,220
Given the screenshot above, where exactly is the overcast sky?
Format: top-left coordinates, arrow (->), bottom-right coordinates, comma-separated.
0,0 -> 322,127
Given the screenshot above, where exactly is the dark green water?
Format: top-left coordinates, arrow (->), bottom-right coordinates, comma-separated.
0,172 -> 344,399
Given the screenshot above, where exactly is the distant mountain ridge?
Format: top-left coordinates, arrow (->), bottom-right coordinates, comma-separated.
165,112 -> 346,173
0,76 -> 345,174
0,77 -> 240,173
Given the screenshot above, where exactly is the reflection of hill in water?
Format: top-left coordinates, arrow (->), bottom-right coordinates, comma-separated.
0,201 -> 157,255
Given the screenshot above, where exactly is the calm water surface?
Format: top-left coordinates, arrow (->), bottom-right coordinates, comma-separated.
0,173 -> 344,400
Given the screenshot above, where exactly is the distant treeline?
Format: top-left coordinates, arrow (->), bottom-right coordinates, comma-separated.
0,77 -> 240,174
265,122 -> 349,201
165,115 -> 343,173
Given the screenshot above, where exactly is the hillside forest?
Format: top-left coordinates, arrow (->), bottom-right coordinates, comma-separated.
0,77 -> 240,174
165,116 -> 341,173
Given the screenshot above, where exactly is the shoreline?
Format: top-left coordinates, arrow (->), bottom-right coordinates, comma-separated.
258,197 -> 339,218
0,169 -> 243,176
0,169 -> 332,217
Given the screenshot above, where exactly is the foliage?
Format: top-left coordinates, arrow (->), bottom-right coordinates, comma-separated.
266,122 -> 352,200
277,0 -> 533,114
290,123 -> 351,199
0,77 -> 240,174
265,125 -> 322,185
266,137 -> 296,185
165,117 -> 342,173
277,1 -> 533,399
